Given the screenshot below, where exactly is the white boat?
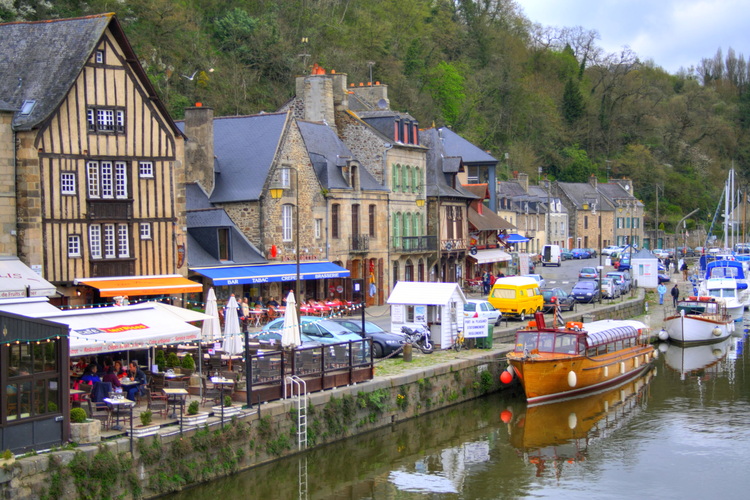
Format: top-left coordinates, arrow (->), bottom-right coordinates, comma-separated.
701,259 -> 750,308
698,278 -> 744,321
663,297 -> 734,345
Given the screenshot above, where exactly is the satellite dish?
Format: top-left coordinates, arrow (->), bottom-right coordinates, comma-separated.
377,98 -> 388,109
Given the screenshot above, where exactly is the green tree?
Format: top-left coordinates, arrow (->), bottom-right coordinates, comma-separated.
558,145 -> 595,182
425,61 -> 466,126
562,78 -> 584,124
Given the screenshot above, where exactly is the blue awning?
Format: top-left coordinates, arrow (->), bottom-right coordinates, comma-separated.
191,262 -> 350,286
500,233 -> 530,243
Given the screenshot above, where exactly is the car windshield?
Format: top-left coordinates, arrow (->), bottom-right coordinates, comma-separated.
576,282 -> 595,290
317,320 -> 355,335
464,303 -> 477,311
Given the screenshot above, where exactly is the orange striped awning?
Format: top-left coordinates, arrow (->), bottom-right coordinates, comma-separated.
75,274 -> 203,297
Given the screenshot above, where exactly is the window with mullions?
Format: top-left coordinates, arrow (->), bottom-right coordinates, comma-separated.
86,107 -> 125,133
87,161 -> 128,199
68,235 -> 81,257
282,204 -> 293,241
89,223 -> 129,259
61,172 -> 76,195
5,340 -> 61,422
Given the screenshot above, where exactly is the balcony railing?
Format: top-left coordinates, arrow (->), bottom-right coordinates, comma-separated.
87,199 -> 133,220
396,235 -> 437,252
350,234 -> 370,253
440,239 -> 467,251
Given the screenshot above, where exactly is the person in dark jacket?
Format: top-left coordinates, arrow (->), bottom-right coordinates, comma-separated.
671,284 -> 680,307
80,363 -> 100,385
100,360 -> 122,391
127,361 -> 147,401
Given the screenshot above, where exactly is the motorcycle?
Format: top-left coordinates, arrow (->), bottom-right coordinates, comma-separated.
400,325 -> 434,354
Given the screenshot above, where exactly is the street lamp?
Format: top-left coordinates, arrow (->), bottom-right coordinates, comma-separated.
270,166 -> 301,324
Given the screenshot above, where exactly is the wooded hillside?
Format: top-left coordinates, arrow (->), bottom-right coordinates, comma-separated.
4,0 -> 750,236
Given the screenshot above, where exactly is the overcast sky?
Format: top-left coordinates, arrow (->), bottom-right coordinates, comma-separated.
517,0 -> 750,74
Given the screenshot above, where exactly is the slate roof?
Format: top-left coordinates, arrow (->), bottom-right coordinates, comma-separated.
432,127 -> 497,166
420,128 -> 479,200
0,14 -> 180,135
463,184 -> 490,200
297,120 -> 386,191
180,112 -> 289,204
468,206 -> 515,231
184,183 -> 266,267
598,182 -> 643,207
556,182 -> 612,211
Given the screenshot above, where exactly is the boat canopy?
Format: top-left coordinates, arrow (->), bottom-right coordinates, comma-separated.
585,325 -> 639,348
703,259 -> 746,280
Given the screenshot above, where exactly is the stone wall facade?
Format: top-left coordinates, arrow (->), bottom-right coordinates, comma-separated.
0,111 -> 17,256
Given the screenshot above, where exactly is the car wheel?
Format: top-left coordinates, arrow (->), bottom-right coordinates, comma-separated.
373,342 -> 384,358
519,310 -> 526,321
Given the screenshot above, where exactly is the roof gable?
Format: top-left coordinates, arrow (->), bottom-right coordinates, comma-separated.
435,127 -> 497,165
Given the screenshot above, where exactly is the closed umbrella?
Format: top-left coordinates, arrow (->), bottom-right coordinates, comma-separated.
223,294 -> 243,357
201,288 -> 221,342
281,291 -> 301,349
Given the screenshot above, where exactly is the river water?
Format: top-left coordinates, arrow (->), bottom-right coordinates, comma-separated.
168,334 -> 750,499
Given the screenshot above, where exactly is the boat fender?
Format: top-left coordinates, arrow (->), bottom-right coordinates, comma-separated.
653,349 -> 659,359
568,412 -> 578,430
700,296 -> 712,302
688,296 -> 698,301
634,357 -> 640,368
603,366 -> 609,377
567,370 -> 577,388
620,361 -> 626,374
658,329 -> 669,341
500,409 -> 513,423
506,365 -> 515,377
712,327 -> 722,337
500,370 -> 513,384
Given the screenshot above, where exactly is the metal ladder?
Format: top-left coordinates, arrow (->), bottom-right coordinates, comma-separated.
285,375 -> 307,449
298,456 -> 308,500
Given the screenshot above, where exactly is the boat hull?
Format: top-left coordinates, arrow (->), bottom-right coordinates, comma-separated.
663,314 -> 733,345
507,346 -> 655,405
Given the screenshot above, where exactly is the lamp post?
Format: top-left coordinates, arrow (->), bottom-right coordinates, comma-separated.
270,166 -> 301,323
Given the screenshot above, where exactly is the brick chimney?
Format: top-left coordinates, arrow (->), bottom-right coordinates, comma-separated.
517,172 -> 529,192
294,68 -> 339,132
183,105 -> 215,194
589,174 -> 598,189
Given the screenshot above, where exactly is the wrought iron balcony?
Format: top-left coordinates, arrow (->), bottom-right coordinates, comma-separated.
350,234 -> 370,253
397,235 -> 437,252
87,199 -> 133,220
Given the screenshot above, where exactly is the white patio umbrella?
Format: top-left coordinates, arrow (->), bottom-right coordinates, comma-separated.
201,288 -> 221,342
222,294 -> 243,356
281,291 -> 301,349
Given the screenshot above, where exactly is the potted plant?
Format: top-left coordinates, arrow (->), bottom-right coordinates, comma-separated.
166,352 -> 180,373
69,407 -> 101,444
181,400 -> 208,426
155,350 -> 166,372
128,409 -> 159,438
212,394 -> 240,417
181,353 -> 195,377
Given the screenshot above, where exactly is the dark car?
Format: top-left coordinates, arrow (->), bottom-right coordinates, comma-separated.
561,249 -> 574,260
658,273 -> 671,283
572,248 -> 591,259
541,287 -> 576,312
571,280 -> 601,303
586,248 -> 598,258
328,319 -> 405,358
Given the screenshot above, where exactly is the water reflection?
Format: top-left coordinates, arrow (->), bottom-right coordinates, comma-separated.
661,337 -> 734,380
506,368 -> 655,477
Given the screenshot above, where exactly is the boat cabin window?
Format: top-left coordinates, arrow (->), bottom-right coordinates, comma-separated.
515,331 -> 582,354
516,331 -> 538,352
554,333 -> 580,354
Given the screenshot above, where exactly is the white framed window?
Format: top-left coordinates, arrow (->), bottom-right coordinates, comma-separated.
61,172 -> 76,195
87,107 -> 125,133
117,224 -> 129,258
103,224 -> 115,258
115,162 -> 127,198
282,204 -> 293,242
89,225 -> 101,259
100,161 -> 113,198
139,161 -> 154,178
67,235 -> 81,257
95,50 -> 104,64
280,167 -> 291,188
140,223 -> 152,240
87,162 -> 100,198
315,219 -> 322,239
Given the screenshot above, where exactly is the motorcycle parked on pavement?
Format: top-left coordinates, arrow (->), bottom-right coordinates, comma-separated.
400,325 -> 434,354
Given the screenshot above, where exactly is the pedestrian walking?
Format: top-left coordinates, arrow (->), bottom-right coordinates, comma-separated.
482,271 -> 491,294
671,284 -> 680,307
681,261 -> 689,281
657,283 -> 667,305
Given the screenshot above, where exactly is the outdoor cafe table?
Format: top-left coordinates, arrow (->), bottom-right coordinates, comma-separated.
104,397 -> 135,431
69,389 -> 86,408
211,377 -> 235,428
162,388 -> 189,419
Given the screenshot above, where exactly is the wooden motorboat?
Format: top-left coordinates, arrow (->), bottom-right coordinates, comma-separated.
662,296 -> 734,345
504,313 -> 655,405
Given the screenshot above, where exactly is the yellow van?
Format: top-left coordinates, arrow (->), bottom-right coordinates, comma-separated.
487,276 -> 543,320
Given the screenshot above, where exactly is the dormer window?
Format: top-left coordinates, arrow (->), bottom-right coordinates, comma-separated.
95,50 -> 105,64
87,107 -> 125,133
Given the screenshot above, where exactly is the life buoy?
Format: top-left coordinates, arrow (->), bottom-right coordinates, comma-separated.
700,296 -> 712,302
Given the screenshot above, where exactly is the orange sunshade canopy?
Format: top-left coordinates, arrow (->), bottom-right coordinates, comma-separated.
76,275 -> 203,297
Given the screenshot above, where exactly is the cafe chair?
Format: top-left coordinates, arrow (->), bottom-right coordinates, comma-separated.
145,388 -> 168,419
201,377 -> 221,407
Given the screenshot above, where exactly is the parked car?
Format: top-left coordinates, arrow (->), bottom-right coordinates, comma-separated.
658,273 -> 671,283
602,246 -> 620,256
571,280 -> 601,303
586,248 -> 598,258
616,255 -> 631,271
600,277 -> 620,299
541,287 -> 576,312
522,273 -> 546,289
653,248 -> 669,259
606,271 -> 632,293
256,316 -> 363,346
607,274 -> 627,295
578,267 -> 598,279
561,248 -> 574,260
572,248 -> 591,259
462,299 -> 502,326
328,319 -> 405,358
488,277 -> 544,321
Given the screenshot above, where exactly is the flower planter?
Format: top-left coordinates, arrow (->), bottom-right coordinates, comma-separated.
181,412 -> 209,426
70,419 -> 101,444
127,424 -> 160,438
212,405 -> 241,418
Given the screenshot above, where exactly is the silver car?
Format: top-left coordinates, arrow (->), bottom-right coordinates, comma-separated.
463,299 -> 502,326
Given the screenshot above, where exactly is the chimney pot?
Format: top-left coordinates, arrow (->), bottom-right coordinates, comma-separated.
359,82 -> 364,86
375,81 -> 380,85
195,102 -> 202,107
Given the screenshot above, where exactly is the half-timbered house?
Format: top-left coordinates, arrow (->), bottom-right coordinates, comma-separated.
0,14 -> 197,305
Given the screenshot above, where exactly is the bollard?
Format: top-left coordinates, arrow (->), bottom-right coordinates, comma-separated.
403,343 -> 413,362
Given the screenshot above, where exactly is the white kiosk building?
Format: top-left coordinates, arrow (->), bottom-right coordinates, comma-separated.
630,248 -> 659,289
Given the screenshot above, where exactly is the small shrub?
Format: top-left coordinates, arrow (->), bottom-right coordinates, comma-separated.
2,449 -> 13,460
70,407 -> 87,423
181,353 -> 195,371
188,401 -> 200,415
140,410 -> 153,426
155,350 -> 166,372
166,352 -> 179,369
223,395 -> 232,407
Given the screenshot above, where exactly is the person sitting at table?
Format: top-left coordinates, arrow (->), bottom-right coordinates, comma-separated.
100,359 -> 122,391
113,360 -> 128,379
80,363 -> 101,385
126,361 -> 147,401
73,357 -> 88,373
266,297 -> 279,308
